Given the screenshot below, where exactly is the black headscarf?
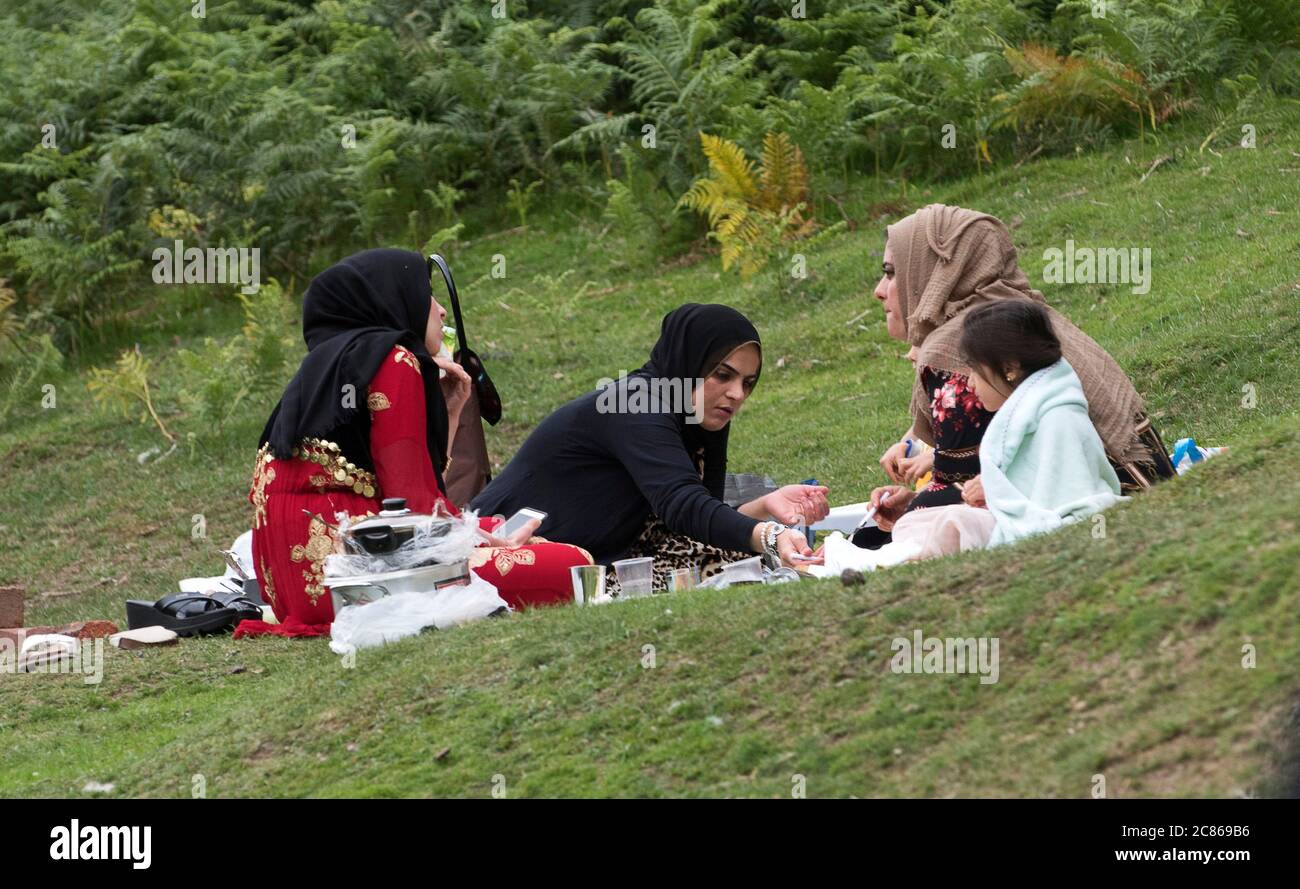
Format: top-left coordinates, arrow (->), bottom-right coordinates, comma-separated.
630,303 -> 762,495
259,248 -> 449,491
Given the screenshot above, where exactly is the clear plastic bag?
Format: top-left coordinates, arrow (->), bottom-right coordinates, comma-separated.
695,556 -> 805,589
328,572 -> 508,655
323,509 -> 482,578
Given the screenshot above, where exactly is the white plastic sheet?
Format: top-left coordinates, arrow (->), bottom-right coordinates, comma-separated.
328,572 -> 508,655
806,505 -> 996,578
805,532 -> 921,578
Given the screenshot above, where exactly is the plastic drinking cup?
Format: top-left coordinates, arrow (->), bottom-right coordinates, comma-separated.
612,557 -> 654,598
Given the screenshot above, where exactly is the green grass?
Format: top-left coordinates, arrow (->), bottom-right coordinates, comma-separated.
2,110 -> 1299,797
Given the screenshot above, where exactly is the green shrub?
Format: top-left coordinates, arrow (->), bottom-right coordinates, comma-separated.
2,0 -> 1295,336
84,282 -> 300,449
174,282 -> 300,431
0,331 -> 64,429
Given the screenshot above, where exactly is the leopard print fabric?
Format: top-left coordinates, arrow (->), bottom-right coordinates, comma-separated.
607,514 -> 752,594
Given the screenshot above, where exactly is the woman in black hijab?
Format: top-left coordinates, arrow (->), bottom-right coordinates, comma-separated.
472,303 -> 829,589
241,248 -> 591,637
261,248 -> 461,491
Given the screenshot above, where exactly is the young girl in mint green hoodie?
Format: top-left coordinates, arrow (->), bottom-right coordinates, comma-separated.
809,299 -> 1126,574
958,299 -> 1123,547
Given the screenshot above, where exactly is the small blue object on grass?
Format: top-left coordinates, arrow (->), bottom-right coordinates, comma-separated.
1170,437 -> 1204,468
1171,437 -> 1227,475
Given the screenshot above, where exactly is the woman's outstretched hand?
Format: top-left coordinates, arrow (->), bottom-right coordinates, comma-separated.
799,542 -> 826,567
763,484 -> 831,525
477,517 -> 541,548
870,485 -> 915,532
434,354 -> 472,419
747,522 -> 814,568
776,527 -> 814,568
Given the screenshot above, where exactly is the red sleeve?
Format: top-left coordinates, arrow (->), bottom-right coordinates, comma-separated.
368,346 -> 458,516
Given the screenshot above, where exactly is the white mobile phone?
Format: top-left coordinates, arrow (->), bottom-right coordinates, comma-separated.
500,507 -> 547,538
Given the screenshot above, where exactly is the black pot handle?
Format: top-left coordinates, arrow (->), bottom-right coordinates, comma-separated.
354,527 -> 398,553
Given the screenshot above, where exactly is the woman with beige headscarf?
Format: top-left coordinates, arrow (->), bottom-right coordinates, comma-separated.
864,203 -> 1174,537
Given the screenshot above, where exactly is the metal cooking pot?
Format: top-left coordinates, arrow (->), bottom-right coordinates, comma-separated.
345,497 -> 453,555
328,559 -> 472,613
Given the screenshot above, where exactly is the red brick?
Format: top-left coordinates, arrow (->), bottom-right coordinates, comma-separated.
0,587 -> 23,628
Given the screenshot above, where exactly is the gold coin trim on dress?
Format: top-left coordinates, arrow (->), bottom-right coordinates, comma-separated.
292,437 -> 380,500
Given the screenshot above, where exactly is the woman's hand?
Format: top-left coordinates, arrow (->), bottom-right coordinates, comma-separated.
957,475 -> 986,508
747,522 -> 814,567
796,540 -> 826,567
776,526 -> 814,568
434,354 -> 472,420
477,517 -> 541,549
762,484 -> 830,525
899,448 -> 934,485
879,441 -> 909,483
870,485 -> 915,532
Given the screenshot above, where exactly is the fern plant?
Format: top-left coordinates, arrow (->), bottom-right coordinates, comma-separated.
504,268 -> 601,354
506,178 -> 543,228
678,132 -> 817,279
995,43 -> 1148,145
0,280 -> 20,356
174,282 -> 300,430
0,147 -> 146,349
605,0 -> 767,195
86,346 -> 177,447
599,144 -> 686,263
0,332 -> 63,429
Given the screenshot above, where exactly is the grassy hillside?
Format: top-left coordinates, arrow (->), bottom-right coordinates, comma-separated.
1,110 -> 1298,797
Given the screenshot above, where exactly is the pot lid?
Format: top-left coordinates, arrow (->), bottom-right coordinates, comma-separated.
348,498 -> 454,535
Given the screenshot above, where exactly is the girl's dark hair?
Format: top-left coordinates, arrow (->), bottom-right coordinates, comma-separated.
959,300 -> 1062,385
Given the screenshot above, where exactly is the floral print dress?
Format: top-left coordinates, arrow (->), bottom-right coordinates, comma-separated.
905,367 -> 994,514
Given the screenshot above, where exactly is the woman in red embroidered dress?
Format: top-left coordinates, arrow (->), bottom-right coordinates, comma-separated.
239,249 -> 591,638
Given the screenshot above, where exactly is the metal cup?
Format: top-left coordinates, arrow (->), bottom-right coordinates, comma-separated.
570,564 -> 606,605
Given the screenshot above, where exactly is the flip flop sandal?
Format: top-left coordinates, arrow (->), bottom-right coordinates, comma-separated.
125,592 -> 240,637
206,589 -> 265,622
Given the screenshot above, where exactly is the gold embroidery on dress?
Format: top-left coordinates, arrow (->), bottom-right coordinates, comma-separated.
467,547 -> 536,577
367,390 -> 392,412
393,348 -> 421,374
292,437 -> 379,499
250,444 -> 276,530
259,555 -> 277,608
309,474 -> 331,488
291,517 -> 335,605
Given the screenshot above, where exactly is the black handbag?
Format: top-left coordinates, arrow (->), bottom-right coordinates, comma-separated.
428,253 -> 501,425
428,253 -> 500,506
